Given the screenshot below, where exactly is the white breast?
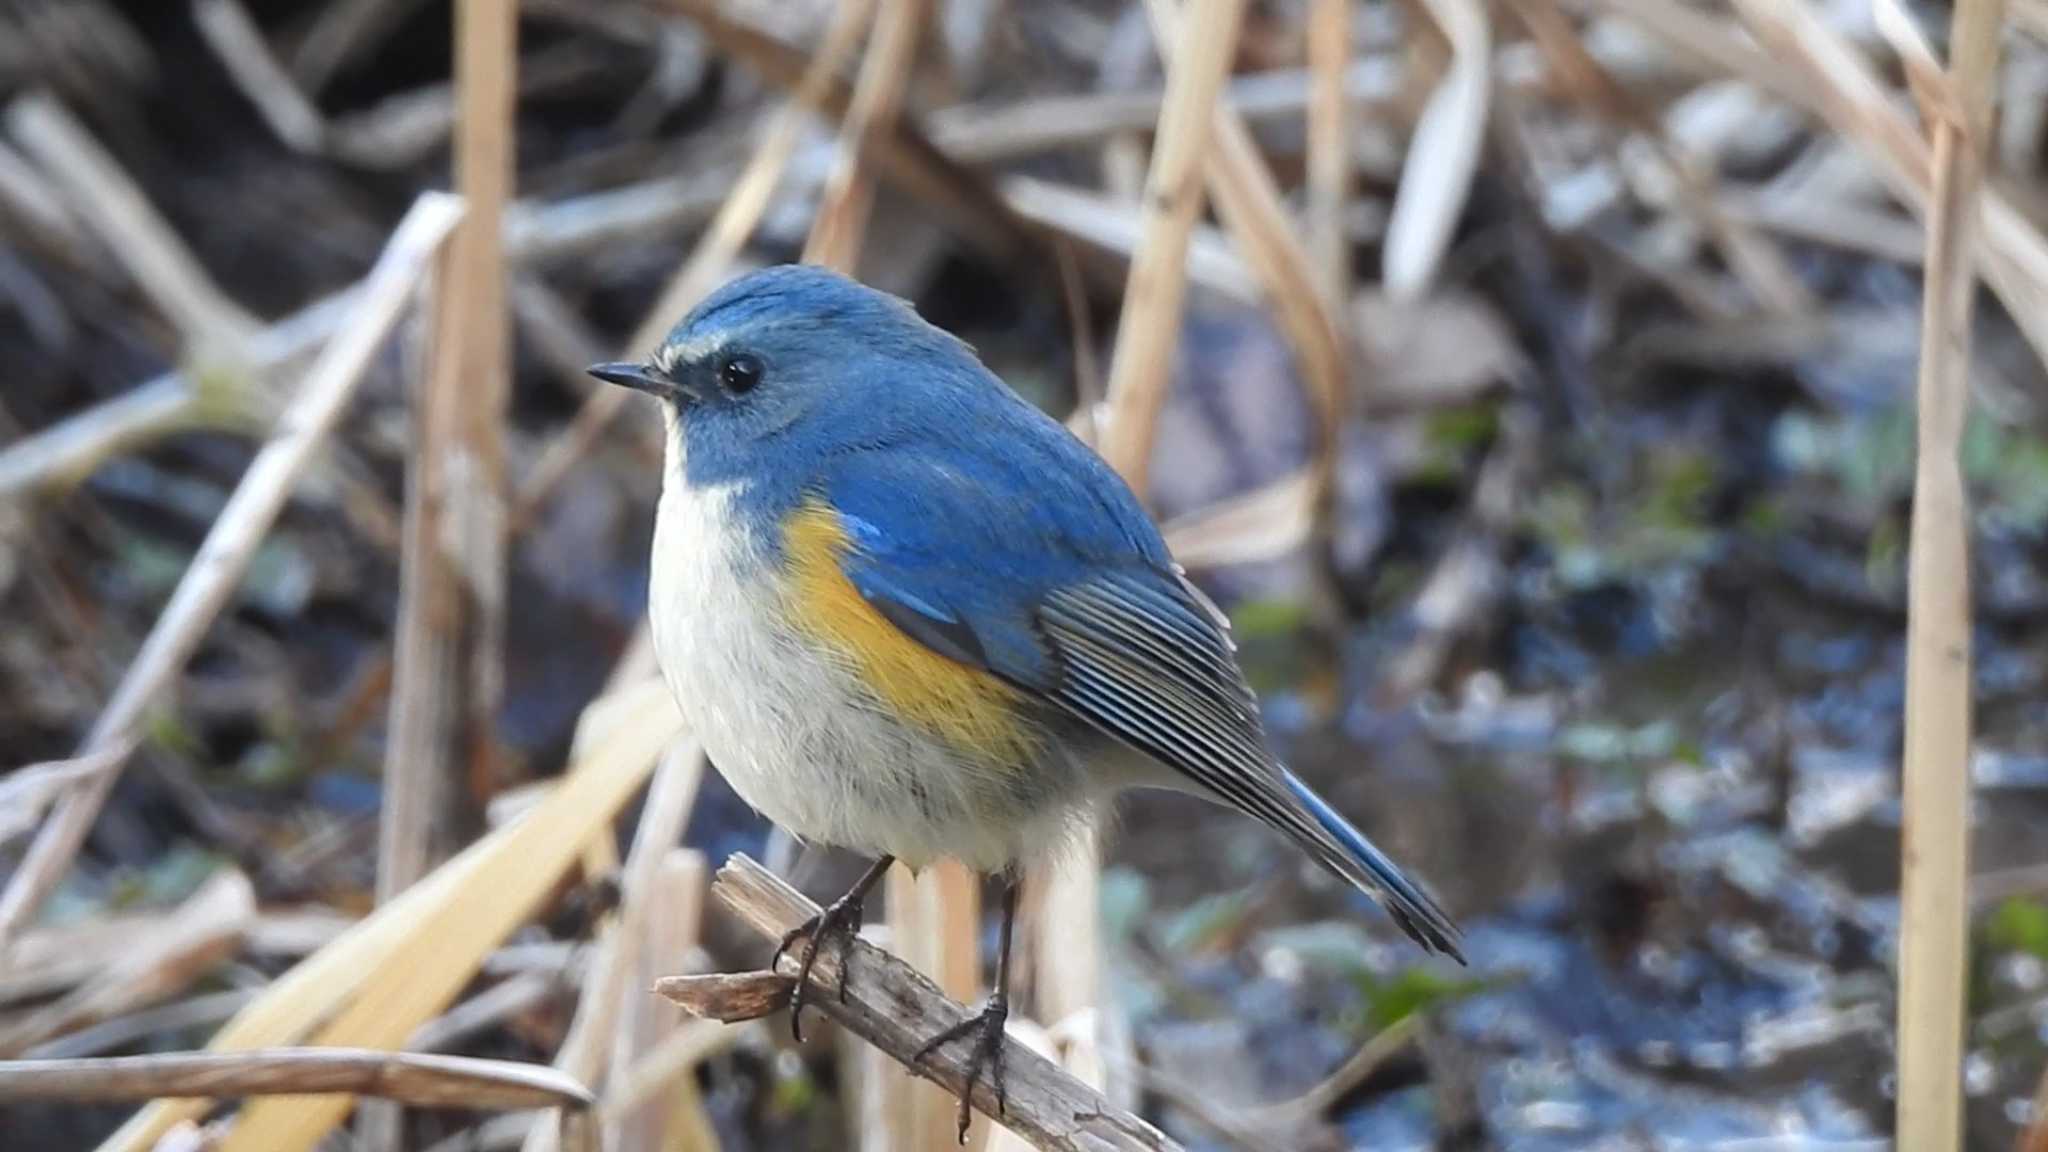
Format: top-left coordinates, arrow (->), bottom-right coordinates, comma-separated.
647,418 -> 1094,870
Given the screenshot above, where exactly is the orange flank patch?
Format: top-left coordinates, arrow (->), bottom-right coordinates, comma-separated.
780,500 -> 1038,766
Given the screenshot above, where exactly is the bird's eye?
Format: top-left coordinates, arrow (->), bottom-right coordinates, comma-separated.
719,353 -> 763,394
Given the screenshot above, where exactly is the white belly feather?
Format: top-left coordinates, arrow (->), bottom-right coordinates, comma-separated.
648,428 -> 1092,871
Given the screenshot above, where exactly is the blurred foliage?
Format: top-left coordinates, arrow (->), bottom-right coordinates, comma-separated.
1985,898 -> 2048,961
1349,966 -> 1495,1035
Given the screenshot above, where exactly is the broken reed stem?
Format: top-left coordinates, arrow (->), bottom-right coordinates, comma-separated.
657,855 -> 1181,1152
0,1049 -> 591,1111
378,0 -> 517,914
0,193 -> 465,954
1898,4 -> 2000,1148
1099,0 -> 1251,495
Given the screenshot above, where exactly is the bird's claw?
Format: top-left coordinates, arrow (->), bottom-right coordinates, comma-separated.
912,995 -> 1009,1144
770,890 -> 866,1043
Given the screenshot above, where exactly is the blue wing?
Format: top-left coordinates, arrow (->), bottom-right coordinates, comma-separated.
818,439 -> 1463,960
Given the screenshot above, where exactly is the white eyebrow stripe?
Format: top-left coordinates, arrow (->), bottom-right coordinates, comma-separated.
657,333 -> 726,373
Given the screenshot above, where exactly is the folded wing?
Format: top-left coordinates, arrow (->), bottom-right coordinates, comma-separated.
820,443 -> 1463,959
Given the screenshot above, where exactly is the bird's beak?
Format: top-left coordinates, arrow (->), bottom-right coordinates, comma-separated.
587,361 -> 674,397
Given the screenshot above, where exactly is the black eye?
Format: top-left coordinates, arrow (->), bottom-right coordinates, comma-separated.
719,353 -> 763,394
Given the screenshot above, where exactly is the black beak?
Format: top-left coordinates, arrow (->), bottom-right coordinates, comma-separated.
587,361 -> 669,396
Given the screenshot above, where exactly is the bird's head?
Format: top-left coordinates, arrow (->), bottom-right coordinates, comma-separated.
588,265 -> 986,486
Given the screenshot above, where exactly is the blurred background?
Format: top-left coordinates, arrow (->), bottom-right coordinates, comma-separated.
1,0 -> 2044,1148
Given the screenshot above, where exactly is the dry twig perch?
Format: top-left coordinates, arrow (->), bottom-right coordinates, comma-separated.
655,854 -> 1182,1152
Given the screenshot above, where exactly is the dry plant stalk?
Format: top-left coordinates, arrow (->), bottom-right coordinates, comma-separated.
661,0 -> 1024,262
0,192 -> 465,955
1306,0 -> 1353,311
600,1016 -> 748,1128
94,678 -> 682,1152
381,0 -> 519,912
520,745 -> 705,1152
1721,0 -> 2048,368
1381,0 -> 1488,299
0,744 -> 130,847
192,0 -> 326,155
0,1048 -> 592,1111
610,850 -> 713,1152
998,176 -> 1259,302
1100,0 -> 1252,495
0,151 -> 726,501
0,871 -> 254,1057
1897,4 -> 2001,1148
1145,0 -> 1345,530
215,726 -> 687,1152
888,860 -> 984,1152
804,0 -> 926,271
657,855 -> 1182,1152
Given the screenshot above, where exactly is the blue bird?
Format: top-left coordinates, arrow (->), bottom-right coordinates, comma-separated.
590,264 -> 1460,1137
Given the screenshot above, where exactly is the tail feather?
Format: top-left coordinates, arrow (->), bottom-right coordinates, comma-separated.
1281,769 -> 1466,963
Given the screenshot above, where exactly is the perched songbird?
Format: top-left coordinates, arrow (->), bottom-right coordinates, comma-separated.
591,264 -> 1461,1136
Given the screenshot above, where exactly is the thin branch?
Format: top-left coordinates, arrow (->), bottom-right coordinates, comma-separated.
656,854 -> 1181,1152
0,1049 -> 592,1111
0,192 -> 465,953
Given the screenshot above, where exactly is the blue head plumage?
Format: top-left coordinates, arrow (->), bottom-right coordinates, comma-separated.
645,266 -> 993,488
602,264 -> 1169,568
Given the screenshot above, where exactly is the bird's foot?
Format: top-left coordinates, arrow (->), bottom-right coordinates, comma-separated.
770,888 -> 867,1043
911,994 -> 1008,1144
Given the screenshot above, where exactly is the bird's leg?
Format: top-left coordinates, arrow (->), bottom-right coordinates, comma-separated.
772,854 -> 893,1042
912,874 -> 1018,1144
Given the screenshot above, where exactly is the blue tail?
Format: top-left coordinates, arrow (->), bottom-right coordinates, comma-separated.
1283,769 -> 1466,962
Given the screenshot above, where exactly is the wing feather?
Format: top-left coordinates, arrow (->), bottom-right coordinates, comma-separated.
1039,570 -> 1464,958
